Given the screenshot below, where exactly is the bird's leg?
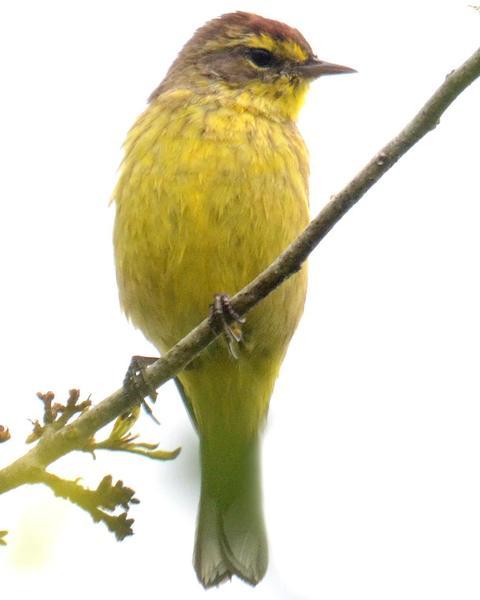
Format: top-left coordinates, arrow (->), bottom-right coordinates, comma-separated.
123,355 -> 160,423
208,293 -> 246,359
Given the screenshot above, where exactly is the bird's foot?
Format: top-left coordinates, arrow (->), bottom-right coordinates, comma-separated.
208,293 -> 246,359
123,355 -> 160,423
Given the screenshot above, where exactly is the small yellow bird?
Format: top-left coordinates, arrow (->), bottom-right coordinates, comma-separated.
113,11 -> 353,587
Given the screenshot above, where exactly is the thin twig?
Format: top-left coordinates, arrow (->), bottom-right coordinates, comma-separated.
33,471 -> 138,540
0,45 -> 479,496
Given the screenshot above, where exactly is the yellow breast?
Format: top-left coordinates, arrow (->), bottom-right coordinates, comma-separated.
114,88 -> 308,342
113,88 -> 309,433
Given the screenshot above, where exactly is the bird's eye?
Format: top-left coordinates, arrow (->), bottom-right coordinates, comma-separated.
247,48 -> 275,68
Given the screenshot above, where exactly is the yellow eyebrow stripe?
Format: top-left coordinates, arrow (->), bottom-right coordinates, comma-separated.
205,33 -> 310,62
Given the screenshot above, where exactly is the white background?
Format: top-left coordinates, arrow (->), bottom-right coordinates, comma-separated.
0,1 -> 479,598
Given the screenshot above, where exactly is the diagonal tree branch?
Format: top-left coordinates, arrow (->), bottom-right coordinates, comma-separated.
0,45 -> 479,497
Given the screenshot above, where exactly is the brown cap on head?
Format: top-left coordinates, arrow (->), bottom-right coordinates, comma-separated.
191,11 -> 314,57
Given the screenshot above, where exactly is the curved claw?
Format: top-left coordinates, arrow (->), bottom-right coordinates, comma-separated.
208,294 -> 246,358
123,355 -> 160,423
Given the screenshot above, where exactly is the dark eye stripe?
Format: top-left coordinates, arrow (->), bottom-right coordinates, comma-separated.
246,47 -> 276,68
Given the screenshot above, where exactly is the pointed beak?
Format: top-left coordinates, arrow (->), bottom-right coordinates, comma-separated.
295,57 -> 357,79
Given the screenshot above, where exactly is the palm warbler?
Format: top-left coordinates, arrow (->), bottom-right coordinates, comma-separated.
113,11 -> 354,587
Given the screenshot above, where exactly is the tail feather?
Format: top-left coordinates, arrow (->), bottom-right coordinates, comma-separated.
193,435 -> 268,587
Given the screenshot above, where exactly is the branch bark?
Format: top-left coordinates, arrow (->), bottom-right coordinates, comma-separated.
1,45 -> 479,496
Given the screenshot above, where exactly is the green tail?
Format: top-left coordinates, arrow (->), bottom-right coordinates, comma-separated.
193,434 -> 268,587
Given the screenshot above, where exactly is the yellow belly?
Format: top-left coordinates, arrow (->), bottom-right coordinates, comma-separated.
113,91 -> 309,436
